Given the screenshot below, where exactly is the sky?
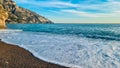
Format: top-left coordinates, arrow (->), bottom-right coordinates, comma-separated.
13,0 -> 120,23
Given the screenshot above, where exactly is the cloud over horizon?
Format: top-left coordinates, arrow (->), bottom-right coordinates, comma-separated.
13,0 -> 120,23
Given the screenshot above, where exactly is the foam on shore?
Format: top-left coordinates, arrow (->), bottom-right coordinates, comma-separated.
0,30 -> 120,68
0,29 -> 22,32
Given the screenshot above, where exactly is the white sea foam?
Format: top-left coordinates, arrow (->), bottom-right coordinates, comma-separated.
0,31 -> 120,68
0,29 -> 22,33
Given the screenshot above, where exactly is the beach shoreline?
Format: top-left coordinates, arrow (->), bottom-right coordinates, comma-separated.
0,40 -> 68,68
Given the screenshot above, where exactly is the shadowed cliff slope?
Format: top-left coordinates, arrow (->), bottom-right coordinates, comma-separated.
0,0 -> 53,24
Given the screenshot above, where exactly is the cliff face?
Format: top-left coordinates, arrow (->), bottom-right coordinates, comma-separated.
0,4 -> 8,29
0,0 -> 53,24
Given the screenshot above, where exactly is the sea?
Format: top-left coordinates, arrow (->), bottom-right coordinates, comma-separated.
0,23 -> 120,68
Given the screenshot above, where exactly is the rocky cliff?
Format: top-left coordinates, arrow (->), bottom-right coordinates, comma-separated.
0,4 -> 8,29
0,0 -> 53,24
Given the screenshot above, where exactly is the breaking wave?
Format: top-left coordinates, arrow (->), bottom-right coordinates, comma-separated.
0,24 -> 120,68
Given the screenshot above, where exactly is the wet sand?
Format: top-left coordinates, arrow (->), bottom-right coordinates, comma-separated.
0,40 -> 68,68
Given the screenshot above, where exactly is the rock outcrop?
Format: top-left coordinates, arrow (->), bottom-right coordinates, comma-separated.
0,4 -> 8,29
0,0 -> 53,24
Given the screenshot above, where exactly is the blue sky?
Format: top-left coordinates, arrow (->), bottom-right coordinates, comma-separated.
13,0 -> 120,23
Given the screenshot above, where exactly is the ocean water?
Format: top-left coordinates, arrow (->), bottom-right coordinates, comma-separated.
0,24 -> 120,68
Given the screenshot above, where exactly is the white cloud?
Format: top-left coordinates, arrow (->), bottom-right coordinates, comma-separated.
13,0 -> 120,13
13,0 -> 120,23
61,9 -> 120,18
76,1 -> 120,13
61,10 -> 98,17
41,1 -> 78,8
13,0 -> 78,8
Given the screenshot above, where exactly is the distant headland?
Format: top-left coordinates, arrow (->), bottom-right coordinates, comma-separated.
0,0 -> 53,26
